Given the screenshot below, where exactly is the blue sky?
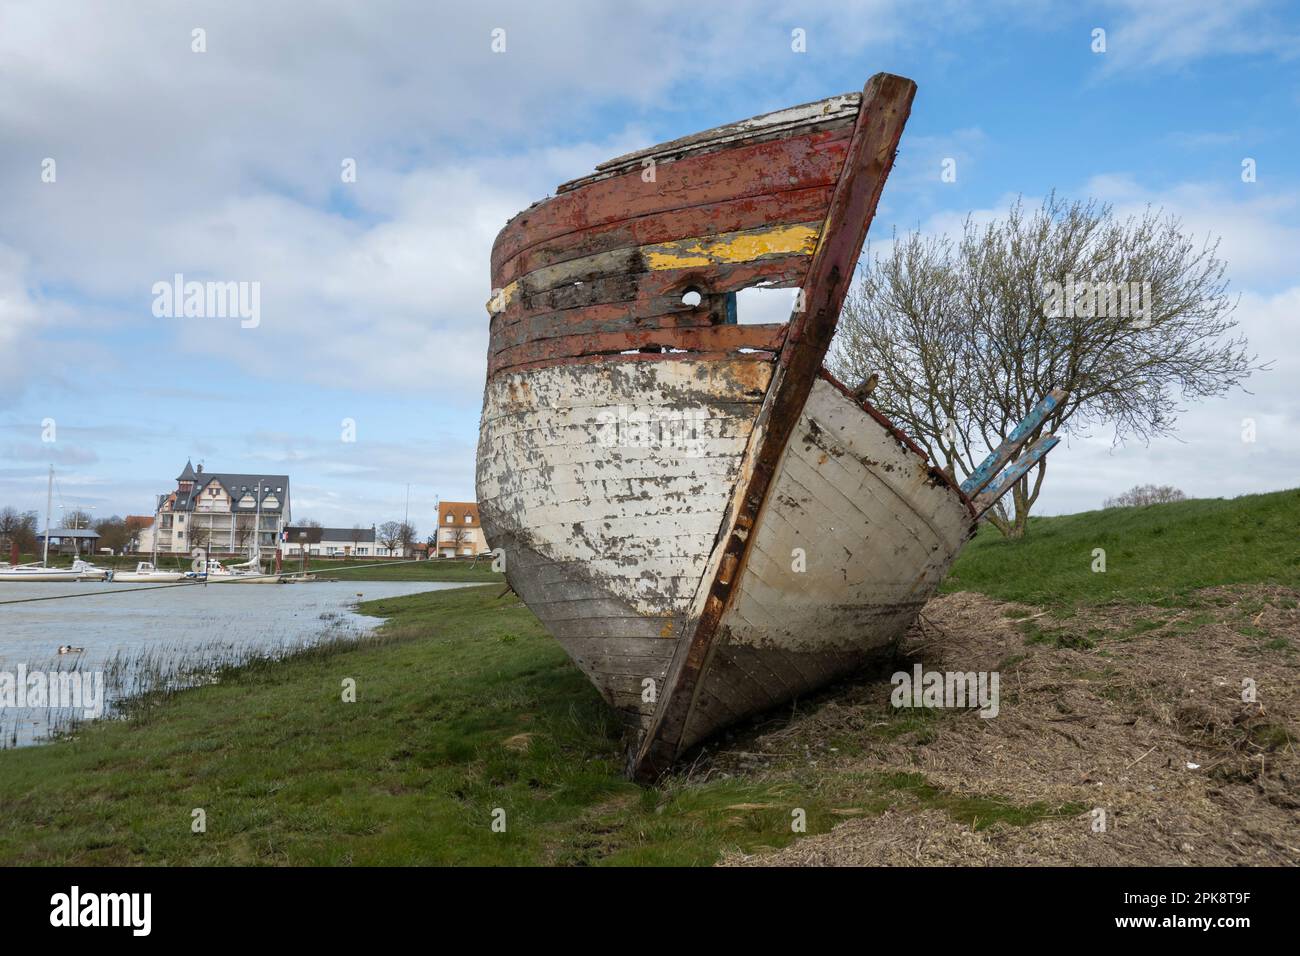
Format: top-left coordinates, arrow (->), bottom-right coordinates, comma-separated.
1,0 -> 1297,533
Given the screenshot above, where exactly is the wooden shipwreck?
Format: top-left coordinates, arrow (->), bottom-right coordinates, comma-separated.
477,73 -> 1063,781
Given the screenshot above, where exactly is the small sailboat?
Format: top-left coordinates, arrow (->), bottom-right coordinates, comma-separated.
70,558 -> 110,581
110,497 -> 198,582
200,557 -> 280,584
0,564 -> 84,582
477,74 -> 1067,780
0,466 -> 108,582
111,561 -> 196,584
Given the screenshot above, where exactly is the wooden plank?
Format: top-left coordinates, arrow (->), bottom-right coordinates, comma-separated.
630,72 -> 918,783
491,129 -> 851,274
582,94 -> 860,176
490,323 -> 787,376
961,389 -> 1067,495
973,435 -> 1060,517
489,254 -> 810,326
490,298 -> 722,354
496,184 -> 836,287
489,348 -> 777,378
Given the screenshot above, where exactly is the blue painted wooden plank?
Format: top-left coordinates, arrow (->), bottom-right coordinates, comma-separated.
961,388 -> 1067,495
974,435 -> 1060,516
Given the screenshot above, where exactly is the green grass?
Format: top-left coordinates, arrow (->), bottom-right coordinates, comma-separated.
12,491 -> 1285,863
0,585 -> 1068,865
943,488 -> 1300,607
282,557 -> 501,583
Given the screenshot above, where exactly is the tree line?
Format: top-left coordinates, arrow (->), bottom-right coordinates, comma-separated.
0,507 -> 150,554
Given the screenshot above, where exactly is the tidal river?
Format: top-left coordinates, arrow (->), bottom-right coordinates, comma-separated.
0,580 -> 468,747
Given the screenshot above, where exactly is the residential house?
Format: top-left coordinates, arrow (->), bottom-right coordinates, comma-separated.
281,526 -> 380,558
434,501 -> 490,558
154,460 -> 291,558
125,515 -> 154,554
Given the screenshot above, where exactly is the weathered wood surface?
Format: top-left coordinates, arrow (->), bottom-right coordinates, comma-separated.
973,434 -> 1061,517
489,324 -> 788,377
491,128 -> 852,281
574,93 -> 861,184
961,388 -> 1067,495
677,377 -> 972,751
630,73 -> 920,781
477,359 -> 773,726
495,185 -> 837,288
475,75 -> 1009,779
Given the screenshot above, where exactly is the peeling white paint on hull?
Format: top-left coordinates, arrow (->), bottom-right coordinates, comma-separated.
477,358 -> 773,726
676,377 -> 972,752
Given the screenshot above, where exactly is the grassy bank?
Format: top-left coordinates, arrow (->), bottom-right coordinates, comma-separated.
944,488 -> 1300,607
2,491 -> 1289,864
283,557 -> 501,583
0,584 -> 1071,865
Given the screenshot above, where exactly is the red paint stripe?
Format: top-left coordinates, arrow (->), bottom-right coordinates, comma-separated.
494,184 -> 837,287
491,130 -> 851,275
490,324 -> 787,377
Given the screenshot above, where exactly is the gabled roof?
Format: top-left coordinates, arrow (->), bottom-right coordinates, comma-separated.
173,472 -> 290,512
438,501 -> 480,525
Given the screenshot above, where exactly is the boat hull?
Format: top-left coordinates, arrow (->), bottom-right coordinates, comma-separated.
111,572 -> 191,583
0,570 -> 83,582
478,357 -> 773,727
476,73 -> 987,777
669,375 -> 972,752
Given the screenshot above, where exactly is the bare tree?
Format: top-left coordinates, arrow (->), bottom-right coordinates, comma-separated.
1104,484 -> 1187,508
0,507 -> 39,556
187,518 -> 211,554
397,521 -> 417,555
377,520 -> 404,555
234,513 -> 257,552
62,508 -> 93,531
350,525 -> 365,556
831,194 -> 1259,537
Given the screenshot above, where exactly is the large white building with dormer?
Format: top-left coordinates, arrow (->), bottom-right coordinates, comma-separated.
145,461 -> 292,558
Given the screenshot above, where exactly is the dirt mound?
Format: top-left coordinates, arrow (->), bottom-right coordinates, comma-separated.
715,587 -> 1300,866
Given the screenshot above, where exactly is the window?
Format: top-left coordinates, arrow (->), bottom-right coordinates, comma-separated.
464,515 -> 472,524
445,514 -> 453,523
357,547 -> 369,556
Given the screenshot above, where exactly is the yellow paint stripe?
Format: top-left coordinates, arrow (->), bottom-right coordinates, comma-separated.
643,223 -> 820,270
489,221 -> 821,317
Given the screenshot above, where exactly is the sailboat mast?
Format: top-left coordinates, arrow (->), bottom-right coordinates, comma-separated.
152,494 -> 161,565
253,480 -> 262,564
42,464 -> 53,567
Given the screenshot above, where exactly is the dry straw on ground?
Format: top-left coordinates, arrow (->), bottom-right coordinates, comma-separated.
716,588 -> 1299,866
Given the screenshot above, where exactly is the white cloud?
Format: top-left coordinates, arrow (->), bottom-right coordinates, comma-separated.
1096,0 -> 1300,72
